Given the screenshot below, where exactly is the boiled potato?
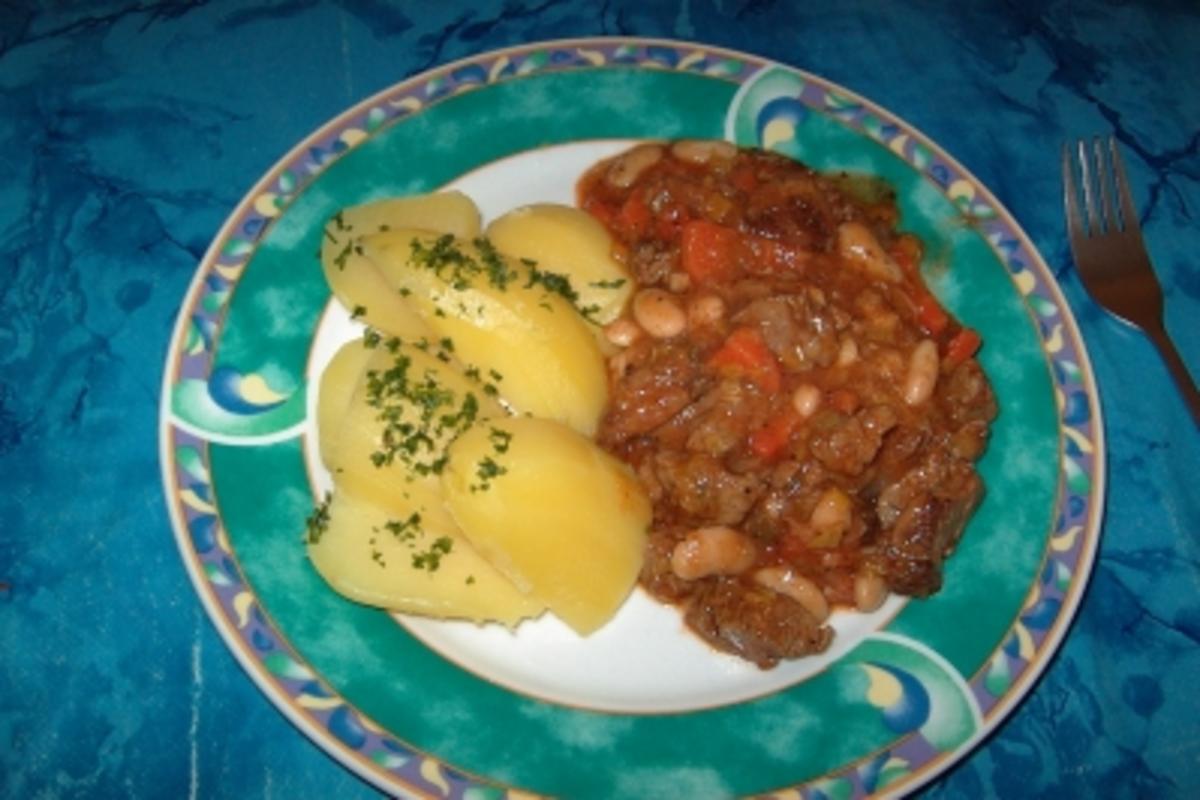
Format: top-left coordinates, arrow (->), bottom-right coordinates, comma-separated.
441,417 -> 650,635
320,192 -> 481,337
315,340 -> 373,468
307,487 -> 543,625
325,337 -> 507,521
486,204 -> 634,325
361,230 -> 608,436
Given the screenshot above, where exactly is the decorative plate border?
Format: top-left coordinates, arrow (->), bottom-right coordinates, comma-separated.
159,37 -> 1104,799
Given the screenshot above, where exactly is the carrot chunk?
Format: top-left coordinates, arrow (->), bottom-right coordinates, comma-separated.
944,328 -> 982,366
616,192 -> 652,239
708,327 -> 782,393
749,411 -> 799,460
915,291 -> 950,335
681,219 -> 740,284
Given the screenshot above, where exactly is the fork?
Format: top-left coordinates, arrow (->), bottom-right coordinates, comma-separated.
1062,135 -> 1200,426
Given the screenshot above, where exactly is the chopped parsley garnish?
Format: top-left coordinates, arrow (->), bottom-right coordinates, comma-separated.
362,350 -> 481,476
477,456 -> 506,480
351,305 -> 367,320
471,456 -> 507,493
470,425 -> 513,491
517,254 -> 604,322
408,373 -> 456,416
363,329 -> 382,349
473,236 -> 518,290
408,234 -> 518,292
409,234 -> 474,289
412,536 -> 453,571
439,392 -> 480,433
384,512 -> 422,542
371,514 -> 453,572
488,426 -> 513,454
525,264 -> 579,305
332,239 -> 355,271
323,213 -> 350,246
304,492 -> 332,544
461,363 -> 503,399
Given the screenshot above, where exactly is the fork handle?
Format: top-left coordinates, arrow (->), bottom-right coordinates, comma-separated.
1144,319 -> 1200,427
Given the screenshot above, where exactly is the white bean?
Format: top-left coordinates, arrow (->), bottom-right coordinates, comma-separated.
836,221 -> 902,282
607,144 -> 664,188
875,481 -> 906,529
603,317 -> 642,348
837,337 -> 860,367
903,339 -> 940,406
853,570 -> 889,613
791,383 -> 822,418
671,139 -> 738,164
687,294 -> 726,329
671,526 -> 758,580
632,288 -> 686,339
809,487 -> 852,541
754,567 -> 830,621
667,271 -> 692,293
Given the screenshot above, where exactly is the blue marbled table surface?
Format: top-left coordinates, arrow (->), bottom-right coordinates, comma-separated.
2,2 -> 1197,797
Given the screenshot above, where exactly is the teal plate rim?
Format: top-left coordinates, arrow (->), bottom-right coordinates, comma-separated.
158,36 -> 1106,799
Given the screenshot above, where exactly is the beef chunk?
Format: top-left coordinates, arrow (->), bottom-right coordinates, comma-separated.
877,476 -> 983,596
653,451 -> 763,526
685,578 -> 832,668
809,409 -> 889,476
601,342 -> 698,444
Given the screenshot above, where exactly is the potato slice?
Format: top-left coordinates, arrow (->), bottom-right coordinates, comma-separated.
307,487 -> 543,625
361,230 -> 608,435
320,192 -> 481,337
315,340 -> 373,469
324,337 -> 507,521
486,203 -> 634,325
441,416 -> 650,635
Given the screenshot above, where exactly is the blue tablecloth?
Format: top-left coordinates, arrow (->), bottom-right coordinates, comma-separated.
2,2 -> 1197,797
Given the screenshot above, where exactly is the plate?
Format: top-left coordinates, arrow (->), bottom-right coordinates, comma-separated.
159,37 -> 1104,799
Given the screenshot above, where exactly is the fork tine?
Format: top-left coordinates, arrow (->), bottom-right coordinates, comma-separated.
1077,139 -> 1099,235
1094,137 -> 1118,235
1062,142 -> 1086,244
1107,136 -> 1142,235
